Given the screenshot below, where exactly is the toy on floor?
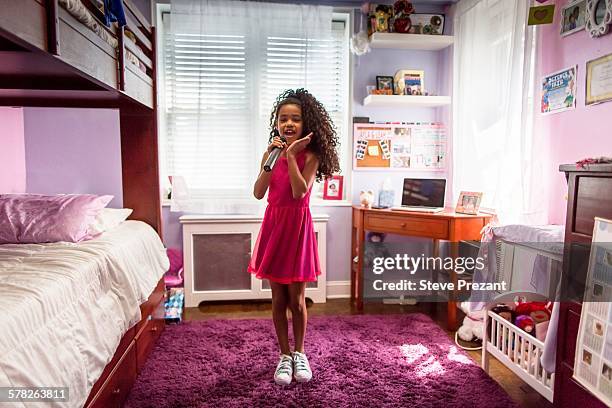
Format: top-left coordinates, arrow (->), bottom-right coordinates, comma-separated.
164,248 -> 184,288
456,308 -> 484,350
165,287 -> 184,323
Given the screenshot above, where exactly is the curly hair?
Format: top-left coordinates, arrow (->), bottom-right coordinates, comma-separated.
268,89 -> 340,181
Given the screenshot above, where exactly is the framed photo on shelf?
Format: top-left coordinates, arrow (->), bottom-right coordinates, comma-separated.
560,0 -> 586,36
376,76 -> 395,94
455,191 -> 483,215
586,53 -> 612,105
394,70 -> 425,95
323,175 -> 344,200
408,14 -> 445,35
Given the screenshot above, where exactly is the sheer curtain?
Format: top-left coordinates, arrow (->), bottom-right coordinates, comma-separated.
167,0 -> 332,214
452,0 -> 546,224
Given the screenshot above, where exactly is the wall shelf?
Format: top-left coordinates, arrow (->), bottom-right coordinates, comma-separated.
363,94 -> 451,108
369,32 -> 454,50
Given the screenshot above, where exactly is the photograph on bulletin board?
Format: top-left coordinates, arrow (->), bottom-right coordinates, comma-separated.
353,123 -> 446,171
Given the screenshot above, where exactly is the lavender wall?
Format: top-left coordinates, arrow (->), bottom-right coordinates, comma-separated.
23,108 -> 124,208
536,0 -> 612,224
0,107 -> 26,193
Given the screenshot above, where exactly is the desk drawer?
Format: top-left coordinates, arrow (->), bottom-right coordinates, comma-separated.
365,214 -> 449,238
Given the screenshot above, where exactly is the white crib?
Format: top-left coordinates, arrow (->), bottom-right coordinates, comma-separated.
477,227 -> 565,403
482,292 -> 555,402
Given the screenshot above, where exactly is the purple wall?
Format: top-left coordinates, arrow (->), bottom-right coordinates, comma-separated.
0,107 -> 26,193
23,108 -> 124,208
536,0 -> 612,224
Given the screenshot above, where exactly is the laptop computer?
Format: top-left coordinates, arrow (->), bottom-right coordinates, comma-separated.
392,178 -> 446,213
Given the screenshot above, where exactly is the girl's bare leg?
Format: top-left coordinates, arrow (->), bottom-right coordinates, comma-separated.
288,282 -> 308,353
270,281 -> 291,355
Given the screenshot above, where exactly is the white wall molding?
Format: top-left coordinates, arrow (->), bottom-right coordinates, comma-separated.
326,280 -> 351,299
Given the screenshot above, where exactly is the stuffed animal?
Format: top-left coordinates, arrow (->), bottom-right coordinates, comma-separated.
514,301 -> 549,316
364,232 -> 391,264
366,232 -> 386,243
515,315 -> 535,335
457,309 -> 484,342
536,320 -> 549,342
360,190 -> 374,208
491,304 -> 513,322
530,309 -> 550,324
514,301 -> 551,324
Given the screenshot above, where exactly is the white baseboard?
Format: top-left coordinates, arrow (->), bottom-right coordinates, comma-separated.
326,280 -> 351,299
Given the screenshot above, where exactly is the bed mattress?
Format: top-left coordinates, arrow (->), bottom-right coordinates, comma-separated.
0,221 -> 169,407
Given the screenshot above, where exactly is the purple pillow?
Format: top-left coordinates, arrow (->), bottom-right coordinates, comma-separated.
0,194 -> 113,244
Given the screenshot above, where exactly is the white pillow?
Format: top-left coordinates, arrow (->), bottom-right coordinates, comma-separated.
88,208 -> 133,235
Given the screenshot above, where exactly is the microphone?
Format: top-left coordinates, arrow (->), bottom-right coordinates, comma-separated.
263,131 -> 286,172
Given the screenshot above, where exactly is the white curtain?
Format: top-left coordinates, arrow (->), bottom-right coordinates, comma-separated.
167,0 -> 332,214
452,0 -> 546,224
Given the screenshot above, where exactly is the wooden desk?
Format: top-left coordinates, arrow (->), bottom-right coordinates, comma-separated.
350,206 -> 491,330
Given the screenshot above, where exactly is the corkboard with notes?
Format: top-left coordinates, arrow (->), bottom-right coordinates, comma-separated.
353,123 -> 447,171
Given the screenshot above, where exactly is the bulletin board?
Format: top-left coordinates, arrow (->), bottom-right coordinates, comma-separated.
353,123 -> 447,170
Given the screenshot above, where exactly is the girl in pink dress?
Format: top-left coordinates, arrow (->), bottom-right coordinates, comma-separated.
249,89 -> 339,385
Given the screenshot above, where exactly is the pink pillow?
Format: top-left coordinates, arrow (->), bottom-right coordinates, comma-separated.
0,194 -> 113,244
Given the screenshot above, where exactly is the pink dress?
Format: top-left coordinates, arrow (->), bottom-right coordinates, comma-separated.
248,150 -> 321,284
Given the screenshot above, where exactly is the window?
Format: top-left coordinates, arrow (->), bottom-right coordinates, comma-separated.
157,6 -> 350,209
453,0 -> 543,224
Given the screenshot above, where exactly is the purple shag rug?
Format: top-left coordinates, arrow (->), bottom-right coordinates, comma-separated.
125,314 -> 517,408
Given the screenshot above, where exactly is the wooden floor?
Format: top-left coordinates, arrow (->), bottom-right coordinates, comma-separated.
185,298 -> 552,408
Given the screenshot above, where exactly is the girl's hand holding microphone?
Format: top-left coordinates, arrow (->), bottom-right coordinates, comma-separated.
267,136 -> 287,153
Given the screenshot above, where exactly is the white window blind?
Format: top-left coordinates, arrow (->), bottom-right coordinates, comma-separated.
160,11 -> 348,210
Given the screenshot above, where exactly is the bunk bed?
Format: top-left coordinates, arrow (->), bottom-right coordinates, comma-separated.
0,1 -> 163,407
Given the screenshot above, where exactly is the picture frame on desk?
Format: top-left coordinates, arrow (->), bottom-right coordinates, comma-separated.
323,175 -> 344,200
455,191 -> 483,215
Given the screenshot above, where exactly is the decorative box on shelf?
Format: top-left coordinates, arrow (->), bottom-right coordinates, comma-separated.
180,214 -> 329,307
369,32 -> 454,50
363,94 -> 451,108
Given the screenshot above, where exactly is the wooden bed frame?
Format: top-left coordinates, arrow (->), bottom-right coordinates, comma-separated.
0,1 -> 165,406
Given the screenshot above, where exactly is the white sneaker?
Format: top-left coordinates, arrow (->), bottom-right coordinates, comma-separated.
274,354 -> 293,385
292,351 -> 312,383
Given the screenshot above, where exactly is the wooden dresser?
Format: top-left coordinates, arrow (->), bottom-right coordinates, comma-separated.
554,164 -> 612,407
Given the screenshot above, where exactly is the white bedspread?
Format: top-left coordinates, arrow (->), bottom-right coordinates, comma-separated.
0,221 -> 169,408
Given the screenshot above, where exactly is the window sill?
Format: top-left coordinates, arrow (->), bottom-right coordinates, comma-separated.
310,199 -> 353,207
161,199 -> 353,208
